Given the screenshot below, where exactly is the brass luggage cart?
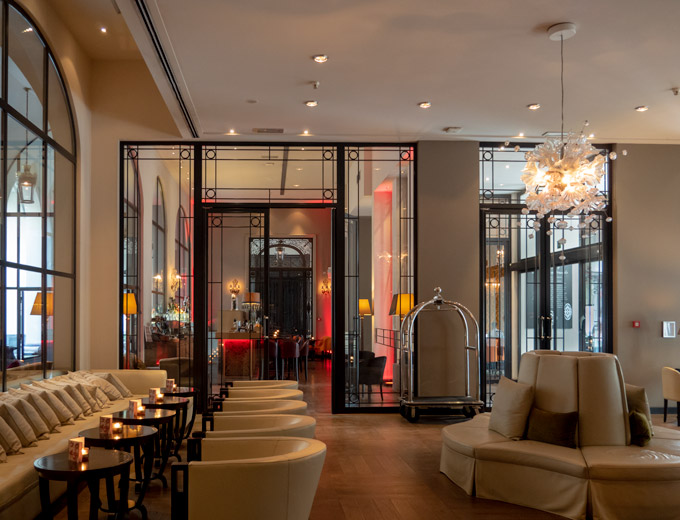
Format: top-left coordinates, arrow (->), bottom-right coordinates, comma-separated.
399,287 -> 484,422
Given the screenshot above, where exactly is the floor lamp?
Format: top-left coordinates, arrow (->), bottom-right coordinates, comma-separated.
358,299 -> 372,351
389,293 -> 414,387
123,292 -> 138,370
31,292 -> 53,363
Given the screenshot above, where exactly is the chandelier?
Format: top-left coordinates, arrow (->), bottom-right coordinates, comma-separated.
521,23 -> 615,225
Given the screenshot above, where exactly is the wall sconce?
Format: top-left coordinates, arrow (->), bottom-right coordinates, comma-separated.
321,278 -> 331,296
170,270 -> 182,294
228,279 -> 241,296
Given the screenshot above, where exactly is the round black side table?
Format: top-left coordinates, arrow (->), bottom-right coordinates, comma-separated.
34,448 -> 133,520
79,425 -> 157,520
161,386 -> 198,438
141,396 -> 189,460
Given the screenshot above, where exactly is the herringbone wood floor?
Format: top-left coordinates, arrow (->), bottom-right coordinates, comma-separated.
54,362 -> 677,519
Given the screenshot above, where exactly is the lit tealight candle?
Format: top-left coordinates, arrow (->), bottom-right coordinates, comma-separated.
137,405 -> 145,416
112,422 -> 122,433
81,447 -> 89,462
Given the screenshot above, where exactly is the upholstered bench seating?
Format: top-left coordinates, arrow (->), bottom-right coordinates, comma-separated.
440,351 -> 680,520
0,369 -> 167,520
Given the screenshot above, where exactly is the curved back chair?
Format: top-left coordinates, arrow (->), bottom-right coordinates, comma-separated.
214,399 -> 307,416
226,388 -> 304,401
173,437 -> 326,520
662,366 -> 680,423
359,355 -> 387,400
299,340 -> 310,382
279,339 -> 300,381
204,414 -> 316,439
232,380 -> 298,390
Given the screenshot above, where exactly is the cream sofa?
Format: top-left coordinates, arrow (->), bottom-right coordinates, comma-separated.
440,351 -> 680,520
172,437 -> 326,520
0,369 -> 167,520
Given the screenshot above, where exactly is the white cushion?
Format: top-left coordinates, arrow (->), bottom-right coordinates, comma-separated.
20,384 -> 74,425
44,381 -> 93,415
0,443 -> 6,463
0,394 -> 49,440
489,377 -> 534,440
78,372 -> 123,400
0,402 -> 38,447
31,381 -> 84,420
0,415 -> 22,454
8,388 -> 61,433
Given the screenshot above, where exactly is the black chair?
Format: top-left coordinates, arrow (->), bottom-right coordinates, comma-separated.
280,339 -> 300,381
298,340 -> 310,382
358,356 -> 386,400
358,351 -> 375,363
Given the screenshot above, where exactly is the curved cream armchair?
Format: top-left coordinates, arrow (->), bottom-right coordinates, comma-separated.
226,388 -> 304,401
231,380 -> 298,390
215,399 -> 307,415
205,414 -> 316,439
662,367 -> 680,423
173,437 -> 326,520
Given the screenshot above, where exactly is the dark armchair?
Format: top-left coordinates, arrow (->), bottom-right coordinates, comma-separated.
358,355 -> 387,400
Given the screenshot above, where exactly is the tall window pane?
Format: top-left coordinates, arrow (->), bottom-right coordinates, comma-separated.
6,116 -> 43,268
8,5 -> 44,129
152,179 -> 166,315
46,147 -> 74,273
47,57 -> 74,153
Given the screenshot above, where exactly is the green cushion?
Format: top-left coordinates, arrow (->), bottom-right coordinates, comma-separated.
629,410 -> 652,447
525,407 -> 578,448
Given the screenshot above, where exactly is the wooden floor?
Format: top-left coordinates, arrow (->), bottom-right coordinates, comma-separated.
55,362 -> 680,519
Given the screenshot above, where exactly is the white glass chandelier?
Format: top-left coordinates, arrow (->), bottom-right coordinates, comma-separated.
521,23 -> 614,224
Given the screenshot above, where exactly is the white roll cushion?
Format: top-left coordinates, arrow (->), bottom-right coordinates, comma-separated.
8,388 -> 61,433
0,415 -> 22,455
489,377 -> 534,440
0,394 -> 50,440
0,402 -> 38,447
20,384 -> 74,425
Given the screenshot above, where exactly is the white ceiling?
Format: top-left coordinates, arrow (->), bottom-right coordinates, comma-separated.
76,0 -> 680,143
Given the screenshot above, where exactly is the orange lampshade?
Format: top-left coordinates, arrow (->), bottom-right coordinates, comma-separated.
358,299 -> 372,316
31,292 -> 53,316
122,292 -> 137,315
243,292 -> 261,304
389,293 -> 414,316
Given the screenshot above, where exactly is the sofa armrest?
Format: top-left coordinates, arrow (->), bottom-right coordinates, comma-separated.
91,369 -> 167,395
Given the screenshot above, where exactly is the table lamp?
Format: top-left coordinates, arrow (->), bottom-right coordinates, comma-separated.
31,292 -> 54,316
389,293 -> 414,318
358,299 -> 372,350
123,292 -> 138,369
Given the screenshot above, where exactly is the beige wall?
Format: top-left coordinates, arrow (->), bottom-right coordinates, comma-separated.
416,141 -> 480,397
89,60 -> 180,368
613,144 -> 680,409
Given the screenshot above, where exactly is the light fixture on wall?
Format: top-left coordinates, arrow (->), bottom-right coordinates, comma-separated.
321,278 -> 331,296
170,270 -> 182,294
521,23 -> 616,227
275,242 -> 285,265
228,278 -> 241,310
122,291 -> 138,370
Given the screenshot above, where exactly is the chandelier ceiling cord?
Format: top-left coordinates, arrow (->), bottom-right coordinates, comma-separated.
521,23 -> 615,229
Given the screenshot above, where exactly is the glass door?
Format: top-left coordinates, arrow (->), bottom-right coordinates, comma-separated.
482,210 -> 610,406
206,210 -> 268,396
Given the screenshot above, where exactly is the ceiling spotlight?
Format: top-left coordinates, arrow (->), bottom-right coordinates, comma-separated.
418,101 -> 432,109
634,105 -> 649,112
518,132 -> 525,137
100,27 -> 107,33
527,103 -> 541,110
305,100 -> 318,107
588,133 -> 595,139
225,129 -> 238,135
302,130 -> 310,135
313,55 -> 328,63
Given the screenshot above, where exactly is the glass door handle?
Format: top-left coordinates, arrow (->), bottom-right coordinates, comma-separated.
539,316 -> 553,341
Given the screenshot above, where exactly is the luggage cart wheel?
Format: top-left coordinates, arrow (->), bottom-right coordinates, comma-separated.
406,406 -> 420,423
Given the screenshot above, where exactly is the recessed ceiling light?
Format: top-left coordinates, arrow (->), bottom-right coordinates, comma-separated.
22,27 -> 33,33
296,168 -> 303,171
313,55 -> 328,63
302,130 -> 310,135
588,133 -> 595,139
418,101 -> 432,109
517,132 -> 525,137
225,129 -> 238,135
527,103 -> 541,110
505,165 -> 510,169
293,184 -> 300,187
100,27 -> 107,33
305,100 -> 318,107
635,105 -> 649,112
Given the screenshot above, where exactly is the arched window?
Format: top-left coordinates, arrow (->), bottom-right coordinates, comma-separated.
175,206 -> 191,302
152,178 -> 166,314
1,1 -> 77,390
122,151 -> 141,368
